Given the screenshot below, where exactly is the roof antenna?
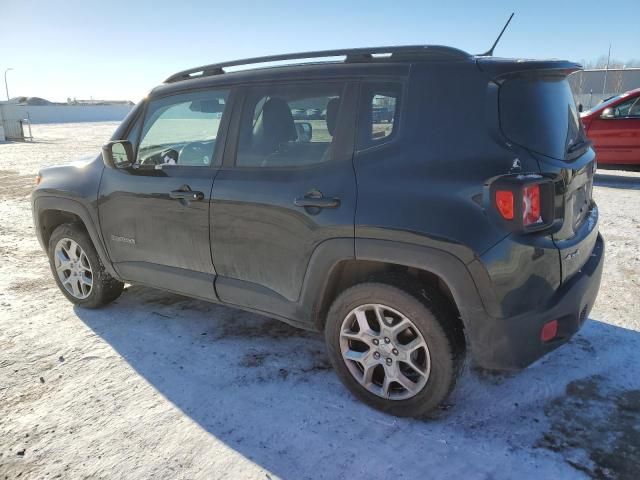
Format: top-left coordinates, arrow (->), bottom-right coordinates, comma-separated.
478,12 -> 514,56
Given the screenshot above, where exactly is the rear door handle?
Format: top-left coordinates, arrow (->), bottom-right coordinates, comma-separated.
170,186 -> 204,201
294,195 -> 340,209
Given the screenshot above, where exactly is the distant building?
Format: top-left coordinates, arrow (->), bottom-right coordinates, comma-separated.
569,68 -> 640,110
9,96 -> 134,107
1,96 -> 134,139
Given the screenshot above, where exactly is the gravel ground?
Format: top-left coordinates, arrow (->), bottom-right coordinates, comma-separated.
1,123 -> 639,479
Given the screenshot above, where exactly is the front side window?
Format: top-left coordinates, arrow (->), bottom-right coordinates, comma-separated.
235,83 -> 345,167
629,98 -> 640,118
137,89 -> 229,167
613,96 -> 640,118
358,82 -> 402,149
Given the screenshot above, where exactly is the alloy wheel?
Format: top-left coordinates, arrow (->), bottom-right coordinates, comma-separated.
339,303 -> 431,400
54,238 -> 93,299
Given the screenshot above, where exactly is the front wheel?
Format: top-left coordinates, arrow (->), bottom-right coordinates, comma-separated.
48,223 -> 124,308
324,282 -> 465,417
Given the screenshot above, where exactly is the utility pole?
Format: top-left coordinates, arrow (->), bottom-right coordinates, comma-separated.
602,44 -> 611,95
4,68 -> 13,101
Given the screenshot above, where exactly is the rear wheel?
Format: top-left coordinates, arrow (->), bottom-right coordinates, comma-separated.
48,223 -> 124,308
325,282 -> 464,417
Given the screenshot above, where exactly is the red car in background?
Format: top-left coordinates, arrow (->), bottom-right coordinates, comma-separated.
580,88 -> 640,166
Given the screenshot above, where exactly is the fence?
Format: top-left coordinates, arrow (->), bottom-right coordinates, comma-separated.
570,68 -> 640,110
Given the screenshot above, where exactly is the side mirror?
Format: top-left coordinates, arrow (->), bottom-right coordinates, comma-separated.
600,107 -> 615,119
578,103 -> 583,113
102,140 -> 134,169
295,122 -> 312,142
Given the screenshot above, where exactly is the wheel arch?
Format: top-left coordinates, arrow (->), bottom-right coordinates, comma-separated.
33,196 -> 120,279
305,239 -> 486,338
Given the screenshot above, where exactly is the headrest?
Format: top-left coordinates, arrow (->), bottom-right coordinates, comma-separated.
262,97 -> 297,144
325,97 -> 340,137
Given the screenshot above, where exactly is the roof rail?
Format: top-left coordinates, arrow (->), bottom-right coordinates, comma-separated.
164,45 -> 470,83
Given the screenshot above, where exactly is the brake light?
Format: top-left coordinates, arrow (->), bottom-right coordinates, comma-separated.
540,319 -> 558,342
522,184 -> 541,226
491,177 -> 552,232
495,191 -> 514,220
35,174 -> 41,185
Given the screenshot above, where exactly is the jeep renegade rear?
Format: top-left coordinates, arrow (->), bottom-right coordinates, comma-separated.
32,45 -> 604,417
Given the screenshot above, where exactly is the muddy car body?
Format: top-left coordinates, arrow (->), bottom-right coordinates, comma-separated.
32,45 -> 604,416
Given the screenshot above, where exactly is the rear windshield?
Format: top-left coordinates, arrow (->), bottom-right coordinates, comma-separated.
499,75 -> 581,160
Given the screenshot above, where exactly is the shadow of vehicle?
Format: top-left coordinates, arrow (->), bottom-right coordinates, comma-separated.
594,173 -> 640,190
74,285 -> 640,479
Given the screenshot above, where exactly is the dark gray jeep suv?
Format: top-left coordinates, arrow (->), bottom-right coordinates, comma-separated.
32,45 -> 604,417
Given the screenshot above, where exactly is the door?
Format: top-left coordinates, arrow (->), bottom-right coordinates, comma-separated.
98,88 -> 232,300
589,95 -> 640,164
211,81 -> 358,308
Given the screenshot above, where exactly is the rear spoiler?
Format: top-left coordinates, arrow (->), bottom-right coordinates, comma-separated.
476,58 -> 582,78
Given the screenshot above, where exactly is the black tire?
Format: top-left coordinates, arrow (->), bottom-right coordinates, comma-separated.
48,223 -> 124,308
324,281 -> 465,417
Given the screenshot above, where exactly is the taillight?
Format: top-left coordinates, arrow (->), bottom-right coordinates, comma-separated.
35,174 -> 41,185
490,176 -> 553,232
495,191 -> 514,220
522,184 -> 541,226
540,319 -> 558,342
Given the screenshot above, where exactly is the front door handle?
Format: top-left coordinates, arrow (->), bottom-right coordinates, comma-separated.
294,191 -> 340,209
170,186 -> 204,201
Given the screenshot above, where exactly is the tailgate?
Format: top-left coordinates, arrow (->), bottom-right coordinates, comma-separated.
550,150 -> 599,282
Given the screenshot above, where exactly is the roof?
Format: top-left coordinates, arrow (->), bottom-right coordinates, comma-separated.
163,45 -> 471,84
150,45 -> 580,98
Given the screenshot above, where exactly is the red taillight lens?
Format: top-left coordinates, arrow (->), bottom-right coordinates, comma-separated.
491,177 -> 551,232
541,319 -> 558,342
522,184 -> 541,226
495,190 -> 514,220
35,174 -> 41,185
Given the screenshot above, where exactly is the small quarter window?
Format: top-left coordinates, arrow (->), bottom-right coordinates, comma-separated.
359,82 -> 401,148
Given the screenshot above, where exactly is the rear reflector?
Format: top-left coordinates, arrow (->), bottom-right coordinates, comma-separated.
540,320 -> 558,342
495,190 -> 514,220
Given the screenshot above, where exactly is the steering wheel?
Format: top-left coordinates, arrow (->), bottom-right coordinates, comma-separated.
179,141 -> 213,166
140,148 -> 179,165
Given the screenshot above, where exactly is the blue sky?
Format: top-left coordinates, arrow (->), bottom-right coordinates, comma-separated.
1,0 -> 638,102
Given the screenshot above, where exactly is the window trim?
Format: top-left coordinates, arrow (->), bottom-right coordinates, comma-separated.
223,80 -> 357,170
355,78 -> 406,153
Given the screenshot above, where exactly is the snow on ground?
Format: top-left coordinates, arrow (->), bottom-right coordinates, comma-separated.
1,123 -> 639,480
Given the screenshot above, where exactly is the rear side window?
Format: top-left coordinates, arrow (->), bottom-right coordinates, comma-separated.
358,81 -> 402,149
235,82 -> 346,168
499,76 -> 581,160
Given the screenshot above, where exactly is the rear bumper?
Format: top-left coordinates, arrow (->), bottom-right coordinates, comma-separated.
469,232 -> 604,370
